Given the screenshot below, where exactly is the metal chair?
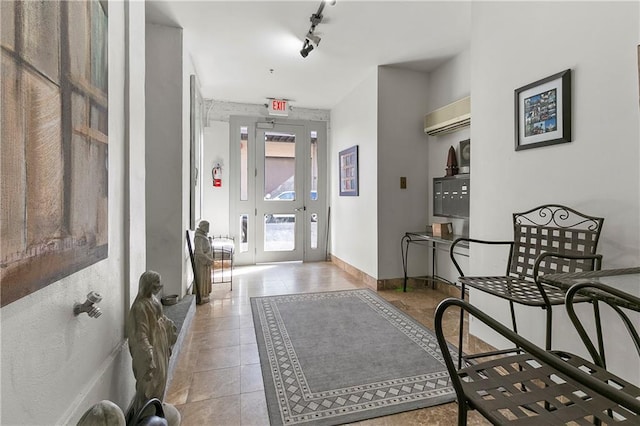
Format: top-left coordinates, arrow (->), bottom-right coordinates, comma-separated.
211,235 -> 234,289
449,204 -> 604,361
435,297 -> 640,425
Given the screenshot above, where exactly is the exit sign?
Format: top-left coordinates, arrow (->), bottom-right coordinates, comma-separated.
268,99 -> 289,116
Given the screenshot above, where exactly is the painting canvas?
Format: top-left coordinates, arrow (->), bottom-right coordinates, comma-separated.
339,145 -> 359,196
1,0 -> 109,306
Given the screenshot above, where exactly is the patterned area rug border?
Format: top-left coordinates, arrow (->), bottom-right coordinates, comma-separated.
251,289 -> 458,426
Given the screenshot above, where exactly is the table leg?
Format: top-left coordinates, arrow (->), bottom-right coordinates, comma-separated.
401,235 -> 410,292
431,241 -> 436,289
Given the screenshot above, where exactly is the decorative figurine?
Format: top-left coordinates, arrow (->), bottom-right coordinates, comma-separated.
445,145 -> 459,176
126,271 -> 180,425
77,400 -> 125,426
194,220 -> 213,304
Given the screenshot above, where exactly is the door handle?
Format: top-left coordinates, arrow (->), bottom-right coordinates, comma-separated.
294,207 -> 306,212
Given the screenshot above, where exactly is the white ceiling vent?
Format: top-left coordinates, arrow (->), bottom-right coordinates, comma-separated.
424,96 -> 470,136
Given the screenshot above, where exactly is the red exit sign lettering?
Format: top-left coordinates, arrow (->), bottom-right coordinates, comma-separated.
268,99 -> 289,116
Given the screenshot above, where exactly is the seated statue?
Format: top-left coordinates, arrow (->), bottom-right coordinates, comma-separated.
194,220 -> 213,304
126,271 -> 180,425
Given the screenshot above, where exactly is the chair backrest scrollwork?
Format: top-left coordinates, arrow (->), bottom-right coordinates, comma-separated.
509,204 -> 604,279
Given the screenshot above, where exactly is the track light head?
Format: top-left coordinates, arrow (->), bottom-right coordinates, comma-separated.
300,40 -> 314,58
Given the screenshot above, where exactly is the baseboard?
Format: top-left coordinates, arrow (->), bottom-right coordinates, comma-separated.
329,255 -> 465,297
329,255 -> 381,290
383,277 -> 466,297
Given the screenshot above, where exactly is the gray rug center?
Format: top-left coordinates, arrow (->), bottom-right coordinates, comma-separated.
278,297 -> 444,391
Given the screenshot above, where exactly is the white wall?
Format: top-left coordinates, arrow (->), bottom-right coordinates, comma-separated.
469,1 -> 640,382
376,66 -> 430,280
330,69 -> 379,277
426,50 -> 471,284
145,23 -> 187,298
204,123 -> 231,237
127,0 -> 148,310
1,2 -> 146,423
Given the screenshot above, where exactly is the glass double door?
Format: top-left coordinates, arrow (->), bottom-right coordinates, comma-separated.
231,118 -> 326,265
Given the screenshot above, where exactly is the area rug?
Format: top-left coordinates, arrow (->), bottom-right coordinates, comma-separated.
250,289 -> 459,426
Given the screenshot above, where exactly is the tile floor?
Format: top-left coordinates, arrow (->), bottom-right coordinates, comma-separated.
165,262 -> 491,425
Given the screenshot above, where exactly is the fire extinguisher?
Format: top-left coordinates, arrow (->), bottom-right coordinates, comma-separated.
212,163 -> 222,187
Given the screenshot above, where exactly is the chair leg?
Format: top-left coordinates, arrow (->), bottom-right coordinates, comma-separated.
230,255 -> 233,291
545,306 -> 553,351
509,300 -> 518,334
457,399 -> 468,426
458,282 -> 466,369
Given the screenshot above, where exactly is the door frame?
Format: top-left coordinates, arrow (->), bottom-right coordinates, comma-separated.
229,116 -> 328,265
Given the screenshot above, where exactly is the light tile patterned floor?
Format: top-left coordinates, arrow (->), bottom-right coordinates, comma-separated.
165,262 -> 490,425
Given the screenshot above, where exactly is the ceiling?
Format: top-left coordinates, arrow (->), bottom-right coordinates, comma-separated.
145,1 -> 472,110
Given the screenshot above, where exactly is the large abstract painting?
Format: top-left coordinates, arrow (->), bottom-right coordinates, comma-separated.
1,0 -> 109,306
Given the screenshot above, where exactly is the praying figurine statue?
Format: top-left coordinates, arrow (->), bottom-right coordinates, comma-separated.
194,220 -> 213,304
127,271 -> 180,426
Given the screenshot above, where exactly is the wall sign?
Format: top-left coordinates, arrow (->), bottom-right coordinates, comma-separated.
268,99 -> 289,116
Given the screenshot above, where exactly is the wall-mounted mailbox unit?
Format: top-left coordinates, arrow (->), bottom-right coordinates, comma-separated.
433,174 -> 470,218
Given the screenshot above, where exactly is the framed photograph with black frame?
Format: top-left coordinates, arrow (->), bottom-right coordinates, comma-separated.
515,69 -> 571,151
339,145 -> 359,196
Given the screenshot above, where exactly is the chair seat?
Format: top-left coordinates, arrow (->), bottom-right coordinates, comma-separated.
459,276 -> 588,307
458,350 -> 640,425
211,237 -> 234,260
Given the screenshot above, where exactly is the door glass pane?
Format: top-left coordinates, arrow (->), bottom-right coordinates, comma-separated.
264,214 -> 295,251
310,131 -> 318,200
240,127 -> 248,201
239,214 -> 248,253
310,213 -> 318,249
264,131 -> 295,200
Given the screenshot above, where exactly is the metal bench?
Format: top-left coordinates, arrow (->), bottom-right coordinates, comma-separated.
435,291 -> 640,425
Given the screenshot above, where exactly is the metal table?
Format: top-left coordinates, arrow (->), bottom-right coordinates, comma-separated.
540,267 -> 640,368
401,230 -> 468,292
540,267 -> 640,310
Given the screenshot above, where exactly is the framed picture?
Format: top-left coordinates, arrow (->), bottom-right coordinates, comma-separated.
459,139 -> 470,169
339,145 -> 359,196
515,69 -> 571,151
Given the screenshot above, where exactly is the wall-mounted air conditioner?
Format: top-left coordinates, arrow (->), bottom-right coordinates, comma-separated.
424,96 -> 470,136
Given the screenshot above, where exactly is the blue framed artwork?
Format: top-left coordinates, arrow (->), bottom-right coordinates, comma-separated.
339,145 -> 359,196
515,69 -> 571,151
